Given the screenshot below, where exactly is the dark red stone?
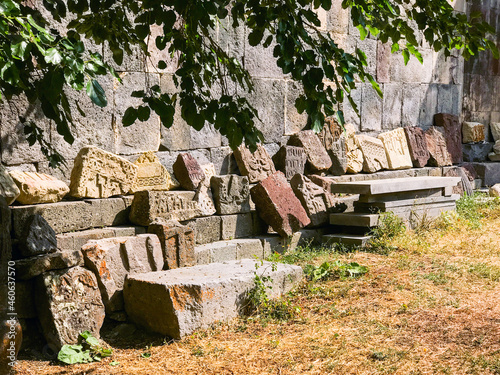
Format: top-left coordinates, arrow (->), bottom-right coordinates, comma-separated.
288,130 -> 332,173
434,113 -> 463,164
425,127 -> 452,167
173,153 -> 205,191
403,126 -> 430,168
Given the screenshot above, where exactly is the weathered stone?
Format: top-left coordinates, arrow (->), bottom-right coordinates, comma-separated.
82,235 -> 163,312
183,216 -> 221,245
433,113 -> 463,163
0,318 -> 22,372
403,126 -> 430,168
425,127 -> 453,167
356,135 -> 388,173
250,171 -> 310,237
290,174 -> 340,227
200,163 -> 216,187
148,219 -> 195,270
462,143 -> 494,162
8,171 -> 68,205
318,117 -> 347,175
0,165 -> 20,205
471,163 -> 500,186
345,124 -> 363,174
272,146 -> 307,180
491,123 -> 500,142
287,130 -> 332,173
378,128 -> 413,170
18,214 -> 57,258
489,152 -> 500,161
233,144 -> 276,183
14,250 -> 83,280
494,140 -> 500,154
306,175 -> 336,193
220,213 -> 254,240
462,122 -> 485,143
129,190 -> 201,226
124,260 -> 302,339
69,146 -> 138,199
35,266 -> 105,350
489,184 -> 500,197
14,280 -> 36,319
211,175 -> 250,215
131,151 -> 178,192
443,167 -> 473,196
172,153 -> 206,191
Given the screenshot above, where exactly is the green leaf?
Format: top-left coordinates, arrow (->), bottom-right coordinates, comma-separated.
57,345 -> 93,364
137,106 -> 151,121
122,107 -> 138,126
391,42 -> 399,53
45,48 -> 63,64
110,361 -> 120,366
86,79 -> 107,107
80,331 -> 100,347
158,60 -> 167,70
11,39 -> 30,60
402,49 -> 410,65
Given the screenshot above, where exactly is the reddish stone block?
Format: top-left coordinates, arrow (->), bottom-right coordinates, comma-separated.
425,127 -> 452,167
404,126 -> 430,168
434,113 -> 463,164
172,153 -> 205,190
288,130 -> 332,173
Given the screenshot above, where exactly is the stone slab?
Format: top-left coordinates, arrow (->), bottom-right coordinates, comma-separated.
462,143 -> 494,162
233,144 -> 276,183
356,188 -> 445,203
356,135 -> 388,173
404,126 -> 430,168
322,234 -> 371,247
9,171 -> 69,204
272,146 -> 307,180
345,124 -> 363,174
318,117 -> 347,175
0,164 -> 20,205
425,127 -> 453,167
353,194 -> 460,211
433,113 -> 463,164
131,151 -> 178,192
56,226 -> 146,251
491,123 -> 500,142
14,250 -> 84,280
194,183 -> 216,217
69,146 -> 138,199
331,176 -> 461,195
123,260 -> 302,339
462,122 -> 485,143
471,163 -> 500,186
182,216 -> 221,245
330,213 -> 380,227
220,213 -> 254,240
443,166 -> 473,197
82,234 -> 163,312
35,266 -> 105,350
211,175 -> 251,215
288,130 -> 332,173
172,153 -> 206,191
129,190 -> 201,226
378,128 -> 413,170
18,214 -> 57,258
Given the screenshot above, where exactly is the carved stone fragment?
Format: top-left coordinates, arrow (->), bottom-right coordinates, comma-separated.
172,153 -> 206,191
404,126 -> 430,168
211,175 -> 251,215
9,171 -> 69,204
233,144 -> 276,183
491,123 -> 500,142
356,135 -> 388,173
69,146 -> 138,199
0,164 -> 20,205
288,130 -> 332,173
272,146 -> 307,180
378,128 -> 412,170
132,151 -> 179,192
318,117 -> 347,175
434,113 -> 463,163
425,127 -> 452,167
462,122 -> 485,143
194,183 -> 216,217
344,124 -> 363,174
19,214 -> 57,258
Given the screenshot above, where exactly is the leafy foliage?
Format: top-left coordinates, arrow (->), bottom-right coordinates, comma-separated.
57,331 -> 112,365
303,260 -> 368,282
0,0 -> 498,162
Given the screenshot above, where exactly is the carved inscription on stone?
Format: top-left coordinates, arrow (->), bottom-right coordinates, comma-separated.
318,117 -> 347,175
356,135 -> 388,173
272,146 -> 307,179
288,130 -> 332,173
434,113 -> 463,164
194,183 -> 216,217
211,175 -> 250,215
69,146 -> 138,199
345,124 -> 363,174
129,190 -> 202,226
172,153 -> 206,191
378,128 -> 412,170
425,127 -> 452,167
462,122 -> 485,143
132,151 -> 179,192
233,144 -> 276,183
404,126 -> 430,168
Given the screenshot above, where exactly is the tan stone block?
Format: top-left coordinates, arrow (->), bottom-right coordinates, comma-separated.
378,128 -> 413,170
491,122 -> 500,142
9,171 -> 69,204
0,164 -> 20,205
462,122 -> 485,143
200,163 -> 216,187
131,151 -> 178,192
494,140 -> 500,155
356,135 -> 388,173
345,124 -> 363,174
69,146 -> 138,198
234,144 -> 276,183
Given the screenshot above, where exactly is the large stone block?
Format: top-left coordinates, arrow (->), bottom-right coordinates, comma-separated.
287,130 -> 332,173
318,117 -> 347,175
250,171 -> 310,237
35,266 -> 105,350
182,216 -> 221,245
9,171 -> 69,204
172,153 -> 206,191
425,127 -> 453,167
0,165 -> 20,205
272,146 -> 307,180
18,214 -> 57,258
220,213 -> 254,240
124,260 -> 302,339
462,122 -> 485,143
14,250 -> 84,280
82,235 -> 163,312
472,163 -> 500,186
131,151 -> 178,192
211,175 -> 250,215
69,146 -> 138,199
345,124 -> 363,174
403,126 -> 430,168
356,135 -> 388,173
378,128 -> 413,170
491,122 -> 500,142
129,190 -> 201,226
210,147 -> 239,175
434,113 -> 463,164
233,144 -> 276,183
462,143 -> 494,162
148,220 -> 195,270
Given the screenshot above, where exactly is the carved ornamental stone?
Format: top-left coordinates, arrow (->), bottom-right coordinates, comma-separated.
132,151 -> 179,192
288,130 -> 332,173
233,144 -> 276,183
378,128 -> 412,170
425,127 -> 452,167
211,175 -> 251,215
272,146 -> 307,180
318,117 -> 347,175
172,153 -> 206,191
345,124 -> 363,174
356,135 -> 388,173
434,113 -> 463,164
462,122 -> 485,143
404,126 -> 430,168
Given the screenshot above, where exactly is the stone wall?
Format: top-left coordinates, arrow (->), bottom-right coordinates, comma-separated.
0,0 -> 496,179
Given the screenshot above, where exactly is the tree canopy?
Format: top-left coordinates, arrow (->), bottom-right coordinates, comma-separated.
0,0 -> 498,166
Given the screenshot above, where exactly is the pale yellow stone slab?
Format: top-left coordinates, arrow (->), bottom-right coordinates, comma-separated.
462,122 -> 485,143
356,135 -> 388,173
132,151 -> 179,193
345,124 -> 363,174
9,171 -> 69,204
0,164 -> 20,205
378,128 -> 413,170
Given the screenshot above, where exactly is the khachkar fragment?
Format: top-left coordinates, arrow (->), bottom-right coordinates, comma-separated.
82,234 -> 164,312
345,124 -> 363,174
272,146 -> 307,180
287,130 -> 332,173
356,135 -> 388,173
172,153 -> 206,191
34,266 -> 105,350
378,128 -> 413,170
0,164 -> 20,205
148,219 -> 195,270
200,163 -> 216,187
194,183 -> 216,217
69,146 -> 138,199
233,144 -> 276,183
9,171 -> 69,204
211,175 -> 251,215
290,174 -> 341,227
131,151 -> 179,192
129,190 -> 202,226
434,113 -> 463,164
318,117 -> 347,175
425,127 -> 452,167
403,126 -> 430,168
250,171 -> 310,237
462,122 -> 485,143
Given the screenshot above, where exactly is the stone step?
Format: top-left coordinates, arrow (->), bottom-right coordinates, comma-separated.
123,259 -> 303,339
56,226 -> 146,251
330,213 -> 379,227
353,194 -> 460,211
195,238 -> 265,265
322,234 -> 372,247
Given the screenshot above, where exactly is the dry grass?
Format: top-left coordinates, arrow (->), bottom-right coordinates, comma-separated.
13,197 -> 500,375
